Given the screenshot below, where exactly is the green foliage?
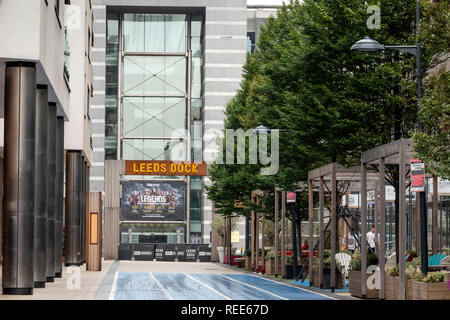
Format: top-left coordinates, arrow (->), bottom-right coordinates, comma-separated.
349,252 -> 362,271
367,254 -> 379,266
266,249 -> 276,260
285,255 -> 294,265
387,265 -> 400,277
245,249 -> 251,257
206,0 -> 425,219
211,217 -> 239,238
422,271 -> 445,283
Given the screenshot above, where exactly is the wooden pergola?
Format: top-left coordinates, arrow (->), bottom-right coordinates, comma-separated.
307,163 -> 379,292
360,138 -> 416,299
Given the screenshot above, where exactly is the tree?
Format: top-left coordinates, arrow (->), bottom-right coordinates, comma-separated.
413,0 -> 450,179
206,0 -> 429,264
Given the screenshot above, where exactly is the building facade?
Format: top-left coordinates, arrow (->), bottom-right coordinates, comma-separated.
0,0 -> 94,294
88,0 -> 280,259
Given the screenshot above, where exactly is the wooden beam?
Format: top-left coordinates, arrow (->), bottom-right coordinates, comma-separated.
330,163 -> 337,292
275,190 -> 279,276
379,157 -> 386,299
308,180 -> 314,286
361,162 -> 368,297
319,177 -> 324,288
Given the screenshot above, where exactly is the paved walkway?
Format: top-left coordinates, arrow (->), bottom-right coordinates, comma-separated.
0,261 -> 346,300
0,260 -> 113,300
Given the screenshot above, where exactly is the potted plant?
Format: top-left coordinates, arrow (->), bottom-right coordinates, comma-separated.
310,251 -> 343,289
265,250 -> 282,275
385,258 -> 416,300
411,270 -> 450,300
348,252 -> 379,298
244,249 -> 251,270
285,255 -> 294,279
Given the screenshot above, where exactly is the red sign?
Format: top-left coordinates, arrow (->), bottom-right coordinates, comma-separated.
410,158 -> 425,192
286,192 -> 296,203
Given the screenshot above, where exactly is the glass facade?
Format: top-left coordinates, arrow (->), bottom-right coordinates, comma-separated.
106,12 -> 204,244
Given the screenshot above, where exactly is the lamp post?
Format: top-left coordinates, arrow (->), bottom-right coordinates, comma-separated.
351,31 -> 427,274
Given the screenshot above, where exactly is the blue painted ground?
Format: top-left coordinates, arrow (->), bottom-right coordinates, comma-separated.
290,280 -> 350,293
112,272 -> 333,300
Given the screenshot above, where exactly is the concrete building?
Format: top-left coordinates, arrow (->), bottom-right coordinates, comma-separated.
88,0 -> 282,260
0,0 -> 95,294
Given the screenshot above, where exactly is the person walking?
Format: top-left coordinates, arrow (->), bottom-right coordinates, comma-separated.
366,225 -> 376,255
342,231 -> 358,254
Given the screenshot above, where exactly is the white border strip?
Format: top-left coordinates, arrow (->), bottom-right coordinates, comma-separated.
251,274 -> 337,300
150,272 -> 173,300
184,273 -> 232,300
108,272 -> 119,300
218,274 -> 288,300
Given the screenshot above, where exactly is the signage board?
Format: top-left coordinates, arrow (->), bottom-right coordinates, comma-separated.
286,192 -> 296,203
410,159 -> 425,192
121,181 -> 185,221
125,160 -> 207,176
233,200 -> 245,208
231,231 -> 240,243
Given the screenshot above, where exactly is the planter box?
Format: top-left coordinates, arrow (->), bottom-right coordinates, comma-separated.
285,265 -> 294,279
348,270 -> 379,299
265,258 -> 282,275
245,256 -> 251,270
411,281 -> 450,300
310,265 -> 343,289
385,275 -> 413,300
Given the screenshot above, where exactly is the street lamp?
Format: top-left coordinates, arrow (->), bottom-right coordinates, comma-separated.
351,36 -> 428,274
252,125 -> 272,135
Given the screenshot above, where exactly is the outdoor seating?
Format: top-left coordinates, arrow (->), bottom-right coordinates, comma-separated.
335,252 -> 352,286
428,253 -> 447,271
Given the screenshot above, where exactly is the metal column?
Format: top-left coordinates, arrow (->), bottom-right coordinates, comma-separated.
281,191 -> 286,278
80,158 -> 86,264
2,61 -> 36,295
33,84 -> 48,288
55,117 -> 65,277
46,102 -> 57,282
330,164 -> 337,292
65,151 -> 82,265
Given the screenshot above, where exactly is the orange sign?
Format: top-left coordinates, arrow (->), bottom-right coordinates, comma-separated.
125,160 -> 207,176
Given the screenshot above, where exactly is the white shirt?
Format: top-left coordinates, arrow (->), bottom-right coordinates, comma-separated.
342,234 -> 358,250
366,231 -> 376,248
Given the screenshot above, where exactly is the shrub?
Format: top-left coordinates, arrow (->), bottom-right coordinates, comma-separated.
285,255 -> 293,265
387,265 -> 399,277
422,271 -> 445,283
367,254 -> 379,266
245,249 -> 251,257
349,252 -> 361,271
266,250 -> 276,260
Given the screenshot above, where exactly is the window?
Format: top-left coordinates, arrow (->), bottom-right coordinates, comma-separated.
247,32 -> 256,54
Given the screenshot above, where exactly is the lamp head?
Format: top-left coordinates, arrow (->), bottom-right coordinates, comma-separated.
351,37 -> 385,52
252,125 -> 271,135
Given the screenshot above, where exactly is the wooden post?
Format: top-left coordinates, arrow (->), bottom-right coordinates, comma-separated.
361,162 -> 368,297
432,175 -> 438,254
262,213 -> 265,273
319,177 -> 325,288
308,180 -> 314,285
331,164 -> 337,292
255,211 -> 259,273
281,191 -> 286,278
87,192 -> 102,271
251,194 -> 255,271
275,189 -> 279,277
375,181 -> 379,257
399,140 -> 407,300
379,157 -> 386,299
